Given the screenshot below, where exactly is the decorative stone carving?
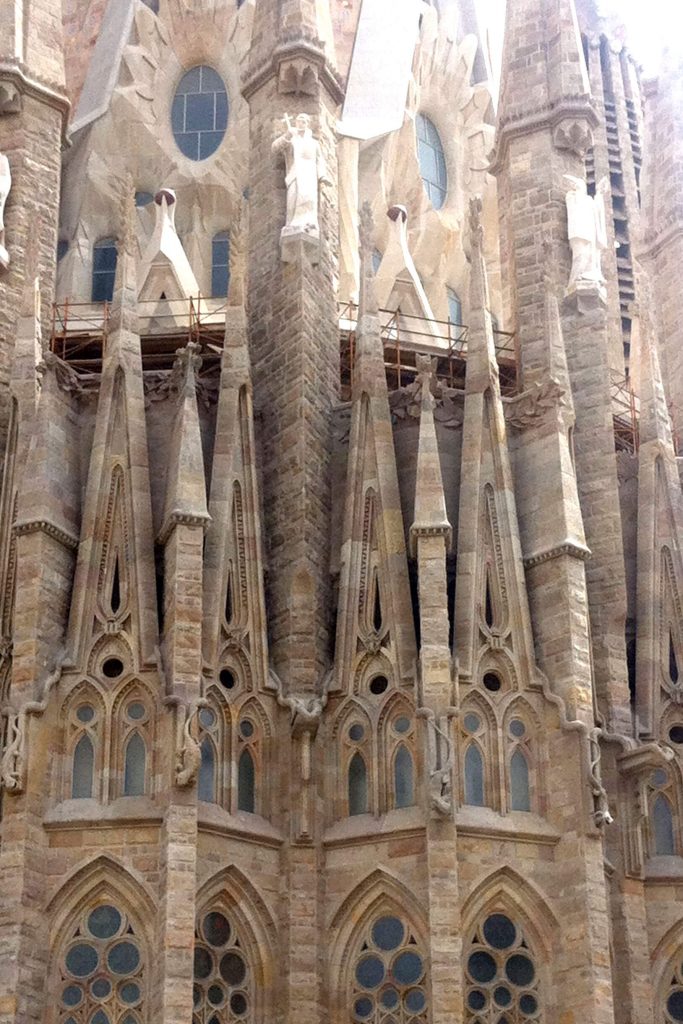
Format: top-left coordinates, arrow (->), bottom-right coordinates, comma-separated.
564,175 -> 609,295
278,57 -> 319,98
553,119 -> 594,158
504,379 -> 566,431
389,377 -> 464,430
175,703 -> 203,789
0,153 -> 11,272
272,113 -> 330,261
0,80 -> 21,115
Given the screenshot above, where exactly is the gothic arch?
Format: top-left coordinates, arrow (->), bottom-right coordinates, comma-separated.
60,679 -> 107,802
474,645 -> 519,693
215,643 -> 252,694
329,869 -> 429,1023
461,866 -> 558,960
652,918 -> 683,993
354,650 -> 395,696
46,854 -> 157,955
195,865 -> 278,1019
87,631 -> 135,680
331,697 -> 375,819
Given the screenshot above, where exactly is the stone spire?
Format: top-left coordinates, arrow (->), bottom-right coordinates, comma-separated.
159,344 -> 210,544
454,198 -> 535,685
410,357 -> 451,547
639,53 -> 683,437
335,204 -> 416,692
67,189 -> 158,670
201,288 -> 269,691
635,276 -> 683,738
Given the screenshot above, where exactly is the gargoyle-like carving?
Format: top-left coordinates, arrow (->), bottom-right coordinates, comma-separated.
175,703 -> 202,789
589,728 -> 614,828
554,119 -> 594,159
504,380 -> 566,430
0,81 -> 22,115
278,58 -> 319,98
422,711 -> 454,818
389,378 -> 464,430
0,651 -> 66,795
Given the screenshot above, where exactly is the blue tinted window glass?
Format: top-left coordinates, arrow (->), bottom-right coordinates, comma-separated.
72,735 -> 94,799
393,745 -> 414,809
57,239 -> 69,262
348,752 -> 368,816
92,239 -> 117,303
123,733 -> 146,797
464,744 -> 484,806
653,794 -> 675,855
447,287 -> 462,325
416,113 -> 448,209
510,749 -> 531,811
212,232 -> 230,298
237,749 -> 255,812
135,191 -> 154,208
198,738 -> 216,803
172,65 -> 228,161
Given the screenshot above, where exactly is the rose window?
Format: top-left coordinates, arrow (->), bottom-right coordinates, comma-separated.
193,910 -> 251,1022
351,914 -> 429,1023
465,914 -> 541,1023
58,904 -> 144,1022
666,957 -> 683,1022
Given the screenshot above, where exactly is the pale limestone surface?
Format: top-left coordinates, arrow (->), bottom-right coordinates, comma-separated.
1,1 -> 683,1023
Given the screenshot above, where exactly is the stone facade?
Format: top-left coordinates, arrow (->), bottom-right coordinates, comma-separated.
1,1 -> 683,1023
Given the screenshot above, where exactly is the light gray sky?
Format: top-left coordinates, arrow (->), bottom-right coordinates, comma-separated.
598,0 -> 681,74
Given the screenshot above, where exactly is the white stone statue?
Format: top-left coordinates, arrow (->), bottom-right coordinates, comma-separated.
0,152 -> 11,271
272,113 -> 330,239
564,174 -> 609,291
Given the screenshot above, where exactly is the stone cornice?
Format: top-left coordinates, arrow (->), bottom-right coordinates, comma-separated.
409,522 -> 452,558
157,512 -> 212,546
242,38 -> 345,104
523,540 -> 591,568
13,518 -> 79,550
489,96 -> 599,175
0,61 -> 70,137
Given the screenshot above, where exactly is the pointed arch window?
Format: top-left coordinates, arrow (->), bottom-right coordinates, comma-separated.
461,710 -> 490,808
385,709 -> 416,811
212,230 -> 230,297
196,705 -> 219,805
507,716 -> 533,813
92,238 -> 118,303
237,715 -> 260,814
341,713 -> 373,818
465,914 -> 542,1022
193,908 -> 253,1021
350,913 -> 429,1022
415,113 -> 447,210
56,904 -> 145,1021
66,695 -> 102,802
649,769 -> 677,856
116,694 -> 152,799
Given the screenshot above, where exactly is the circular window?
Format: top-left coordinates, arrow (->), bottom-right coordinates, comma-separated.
76,704 -> 96,724
351,914 -> 428,1022
465,915 -> 541,1022
669,725 -> 683,745
126,702 -> 146,722
172,65 -> 228,161
394,716 -> 411,734
239,719 -> 254,739
199,708 -> 216,730
194,910 -> 251,1020
509,719 -> 526,739
349,723 -> 365,742
415,113 -> 448,210
102,657 -> 124,679
219,668 -> 236,690
483,672 -> 502,693
464,713 -> 481,735
60,904 -> 144,1020
369,675 -> 389,696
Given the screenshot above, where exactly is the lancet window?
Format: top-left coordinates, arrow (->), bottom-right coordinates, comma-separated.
92,238 -> 118,303
57,904 -> 145,1022
113,688 -> 153,800
67,697 -> 103,801
507,717 -> 532,813
236,714 -> 259,814
193,909 -> 252,1023
344,716 -> 371,817
649,768 -> 677,856
465,914 -> 542,1022
350,914 -> 429,1023
461,711 -> 490,808
212,231 -> 230,297
385,710 -> 416,810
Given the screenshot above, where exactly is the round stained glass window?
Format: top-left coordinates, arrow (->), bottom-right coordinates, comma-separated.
465,915 -> 541,1023
415,113 -> 448,210
351,915 -> 428,1023
172,65 -> 228,161
194,908 -> 251,1020
59,904 -> 144,1022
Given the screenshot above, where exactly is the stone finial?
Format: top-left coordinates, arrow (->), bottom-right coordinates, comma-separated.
357,201 -> 379,321
172,340 -> 202,397
228,199 -> 248,307
468,195 -> 484,252
410,355 -> 451,552
118,173 -> 137,259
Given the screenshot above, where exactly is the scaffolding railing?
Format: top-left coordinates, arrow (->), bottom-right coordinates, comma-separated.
50,296 -> 229,370
338,301 -> 518,400
611,372 -> 639,453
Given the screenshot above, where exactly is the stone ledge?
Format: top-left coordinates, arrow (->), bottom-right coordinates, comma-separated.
523,540 -> 592,568
44,797 -> 162,828
456,807 -> 560,845
323,805 -> 425,848
198,803 -> 284,848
